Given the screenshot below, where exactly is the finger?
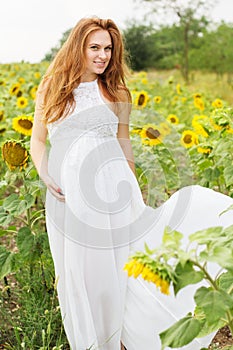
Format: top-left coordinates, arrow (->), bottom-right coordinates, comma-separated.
48,186 -> 66,202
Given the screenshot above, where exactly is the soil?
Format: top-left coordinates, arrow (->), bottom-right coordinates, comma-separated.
209,326 -> 233,349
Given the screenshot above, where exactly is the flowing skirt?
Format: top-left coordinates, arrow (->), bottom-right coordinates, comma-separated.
46,132 -> 233,350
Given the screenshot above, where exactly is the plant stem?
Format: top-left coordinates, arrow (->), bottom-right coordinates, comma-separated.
191,260 -> 218,290
22,172 -> 32,229
226,311 -> 233,336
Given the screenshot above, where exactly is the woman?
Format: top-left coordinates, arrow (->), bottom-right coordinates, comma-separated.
31,17 -> 233,350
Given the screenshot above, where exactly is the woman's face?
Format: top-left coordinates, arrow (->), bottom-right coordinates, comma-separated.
82,29 -> 112,81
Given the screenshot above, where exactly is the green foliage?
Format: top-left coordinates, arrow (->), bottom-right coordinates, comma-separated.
136,211 -> 233,348
123,22 -> 158,70
160,313 -> 202,349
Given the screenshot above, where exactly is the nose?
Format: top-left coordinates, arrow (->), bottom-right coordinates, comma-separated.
98,49 -> 107,59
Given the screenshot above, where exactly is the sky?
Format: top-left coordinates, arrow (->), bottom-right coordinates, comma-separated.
1,0 -> 233,63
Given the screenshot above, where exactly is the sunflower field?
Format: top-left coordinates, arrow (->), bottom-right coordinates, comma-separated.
0,63 -> 233,349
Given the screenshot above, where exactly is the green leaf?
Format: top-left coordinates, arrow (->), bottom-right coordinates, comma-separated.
224,166 -> 233,187
17,227 -> 35,261
174,261 -> 204,295
3,193 -> 35,217
0,207 -> 13,227
220,204 -> 233,216
194,306 -> 225,338
0,246 -> 15,279
159,313 -> 202,349
162,226 -> 183,249
189,226 -> 223,244
194,287 -> 233,325
144,242 -> 155,255
200,246 -> 233,269
218,272 -> 233,295
3,193 -> 21,214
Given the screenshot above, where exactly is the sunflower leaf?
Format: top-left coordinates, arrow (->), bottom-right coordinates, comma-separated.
174,261 -> 204,295
194,287 -> 233,325
159,313 -> 202,349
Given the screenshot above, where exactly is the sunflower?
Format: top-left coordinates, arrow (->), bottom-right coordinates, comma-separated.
193,93 -> 202,99
17,96 -> 28,109
2,140 -> 29,171
192,114 -> 208,125
34,72 -> 41,79
124,257 -> 171,295
30,86 -> 38,99
167,114 -> 179,124
212,99 -> 223,109
194,97 -> 205,111
18,77 -> 25,84
0,110 -> 4,121
154,95 -> 162,104
210,118 -> 222,131
193,123 -> 209,138
16,90 -> 23,98
197,146 -> 211,154
140,124 -> 163,146
134,91 -> 149,108
180,130 -> 198,148
176,83 -> 182,95
130,127 -> 142,135
12,115 -> 33,136
9,83 -> 21,96
141,78 -> 148,84
226,126 -> 233,134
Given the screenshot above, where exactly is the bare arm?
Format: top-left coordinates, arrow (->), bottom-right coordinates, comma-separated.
30,81 -> 65,202
116,99 -> 136,176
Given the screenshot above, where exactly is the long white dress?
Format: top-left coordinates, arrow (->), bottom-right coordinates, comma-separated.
45,79 -> 233,350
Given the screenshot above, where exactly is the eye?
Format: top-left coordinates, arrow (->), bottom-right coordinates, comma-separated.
105,47 -> 112,52
90,45 -> 98,50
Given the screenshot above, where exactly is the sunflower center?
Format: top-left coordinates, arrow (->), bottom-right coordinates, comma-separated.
3,143 -> 28,166
17,90 -> 23,97
183,134 -> 192,144
146,127 -> 160,139
138,94 -> 145,106
18,119 -> 33,129
171,117 -> 176,123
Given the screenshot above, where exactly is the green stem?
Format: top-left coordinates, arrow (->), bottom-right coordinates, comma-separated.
31,215 -> 45,228
22,172 -> 32,229
31,208 -> 45,218
226,311 -> 233,336
191,260 -> 218,290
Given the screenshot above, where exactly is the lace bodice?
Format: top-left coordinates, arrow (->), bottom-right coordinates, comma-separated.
47,79 -> 119,141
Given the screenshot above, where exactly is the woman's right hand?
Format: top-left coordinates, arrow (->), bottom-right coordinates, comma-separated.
43,175 -> 65,202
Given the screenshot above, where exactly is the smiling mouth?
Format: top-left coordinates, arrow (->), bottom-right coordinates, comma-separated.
94,61 -> 106,65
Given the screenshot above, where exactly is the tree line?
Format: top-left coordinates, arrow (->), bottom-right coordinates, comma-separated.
43,0 -> 233,83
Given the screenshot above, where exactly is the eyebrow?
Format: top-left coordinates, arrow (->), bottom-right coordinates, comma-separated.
89,43 -> 112,47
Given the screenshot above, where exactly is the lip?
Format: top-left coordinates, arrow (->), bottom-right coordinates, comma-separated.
94,61 -> 106,65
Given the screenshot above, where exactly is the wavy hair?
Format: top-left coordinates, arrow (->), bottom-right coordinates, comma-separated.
41,17 -> 131,124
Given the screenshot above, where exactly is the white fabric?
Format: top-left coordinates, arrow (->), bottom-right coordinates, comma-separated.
45,79 -> 233,350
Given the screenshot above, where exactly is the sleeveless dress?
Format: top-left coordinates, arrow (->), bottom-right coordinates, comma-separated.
45,79 -> 233,350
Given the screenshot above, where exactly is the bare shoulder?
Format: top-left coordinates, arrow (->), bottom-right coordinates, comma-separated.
117,85 -> 131,103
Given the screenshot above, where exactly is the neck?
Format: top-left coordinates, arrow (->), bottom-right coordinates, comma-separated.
80,73 -> 98,83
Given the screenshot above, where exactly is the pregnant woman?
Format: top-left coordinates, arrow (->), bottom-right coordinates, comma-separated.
30,17 -> 233,350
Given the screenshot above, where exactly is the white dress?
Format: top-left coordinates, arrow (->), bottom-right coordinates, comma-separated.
45,79 -> 233,350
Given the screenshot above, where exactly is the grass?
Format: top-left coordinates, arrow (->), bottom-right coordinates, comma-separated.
147,69 -> 233,105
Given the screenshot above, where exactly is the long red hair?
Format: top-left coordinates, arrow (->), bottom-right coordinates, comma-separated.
40,17 -> 131,123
